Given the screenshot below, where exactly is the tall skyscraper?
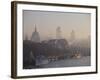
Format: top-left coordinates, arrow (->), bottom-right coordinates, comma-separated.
31,25 -> 40,42
56,26 -> 62,39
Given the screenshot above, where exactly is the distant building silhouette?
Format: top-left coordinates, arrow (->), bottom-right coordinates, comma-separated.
31,25 -> 40,42
70,30 -> 75,42
56,27 -> 62,39
48,39 -> 69,49
25,34 -> 28,40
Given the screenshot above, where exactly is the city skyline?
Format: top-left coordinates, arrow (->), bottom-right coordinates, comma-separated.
23,10 -> 91,41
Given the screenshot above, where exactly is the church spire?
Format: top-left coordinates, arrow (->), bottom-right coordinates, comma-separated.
35,24 -> 37,32
56,26 -> 62,39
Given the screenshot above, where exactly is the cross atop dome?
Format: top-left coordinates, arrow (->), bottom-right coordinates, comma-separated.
35,24 -> 37,32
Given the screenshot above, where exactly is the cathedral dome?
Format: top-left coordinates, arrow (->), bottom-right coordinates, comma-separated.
31,26 -> 40,42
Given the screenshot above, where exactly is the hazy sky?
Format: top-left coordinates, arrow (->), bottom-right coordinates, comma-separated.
23,10 -> 91,41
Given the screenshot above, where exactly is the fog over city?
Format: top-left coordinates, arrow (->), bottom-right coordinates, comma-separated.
23,10 -> 91,69
23,10 -> 91,41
